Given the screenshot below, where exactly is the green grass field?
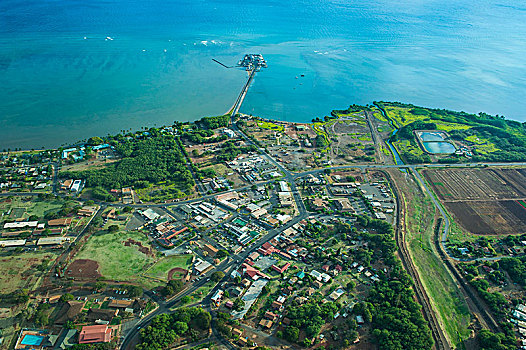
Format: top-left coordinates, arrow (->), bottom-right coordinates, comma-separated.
404,171 -> 471,345
75,230 -> 155,281
143,255 -> 193,281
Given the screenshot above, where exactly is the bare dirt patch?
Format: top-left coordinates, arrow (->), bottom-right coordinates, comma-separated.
66,259 -> 101,280
424,168 -> 526,235
424,168 -> 526,201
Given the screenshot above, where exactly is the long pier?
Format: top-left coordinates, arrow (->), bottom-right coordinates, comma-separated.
230,67 -> 257,117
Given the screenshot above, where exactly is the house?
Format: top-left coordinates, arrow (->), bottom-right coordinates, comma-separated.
102,208 -> 116,220
313,280 -> 324,289
271,262 -> 291,274
271,301 -> 282,310
333,198 -> 353,212
259,319 -> 273,329
241,263 -> 270,280
61,179 -> 73,190
264,311 -> 277,321
329,288 -> 346,301
203,244 -> 218,257
225,301 -> 234,309
248,252 -> 260,261
232,327 -> 243,337
47,218 -> 73,227
78,325 -> 112,344
108,299 -> 134,309
356,315 -> 365,325
78,208 -> 95,217
194,258 -> 213,275
211,289 -> 224,307
86,308 -> 117,323
312,197 -> 328,211
55,301 -> 84,325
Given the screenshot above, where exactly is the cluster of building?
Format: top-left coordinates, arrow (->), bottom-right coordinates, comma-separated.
139,208 -> 190,248
1,207 -> 97,249
62,144 -> 113,162
60,179 -> 83,193
226,155 -> 280,183
13,295 -> 148,349
510,304 -> 526,348
307,177 -> 394,221
0,164 -> 52,192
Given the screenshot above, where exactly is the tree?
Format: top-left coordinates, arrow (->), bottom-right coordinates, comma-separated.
216,249 -> 229,259
283,326 -> 299,342
161,279 -> 184,297
88,136 -> 104,146
174,321 -> 188,335
127,285 -> 143,297
233,298 -> 245,312
192,310 -> 211,330
94,281 -> 107,291
60,293 -> 74,303
211,271 -> 225,282
107,225 -> 119,233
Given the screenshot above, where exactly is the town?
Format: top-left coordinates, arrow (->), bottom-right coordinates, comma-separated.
1,101 -> 526,350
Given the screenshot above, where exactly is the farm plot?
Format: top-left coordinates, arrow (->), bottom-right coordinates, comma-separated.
445,201 -> 526,235
423,168 -> 526,200
423,168 -> 526,236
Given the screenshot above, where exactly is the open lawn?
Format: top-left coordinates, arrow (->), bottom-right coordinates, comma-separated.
74,230 -> 155,282
144,255 -> 193,282
0,252 -> 57,294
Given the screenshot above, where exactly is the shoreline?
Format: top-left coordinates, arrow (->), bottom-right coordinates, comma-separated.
3,100 -> 524,152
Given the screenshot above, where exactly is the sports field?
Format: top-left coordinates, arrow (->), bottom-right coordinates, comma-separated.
143,255 -> 193,282
73,230 -> 155,281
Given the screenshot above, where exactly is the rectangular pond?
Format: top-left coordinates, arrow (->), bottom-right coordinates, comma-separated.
423,141 -> 457,154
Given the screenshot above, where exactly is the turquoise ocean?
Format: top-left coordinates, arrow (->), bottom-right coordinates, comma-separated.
1,0 -> 526,149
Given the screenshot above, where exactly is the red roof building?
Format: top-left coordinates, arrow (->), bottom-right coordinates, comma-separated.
271,262 -> 291,274
277,250 -> 292,260
241,263 -> 269,280
78,325 -> 112,344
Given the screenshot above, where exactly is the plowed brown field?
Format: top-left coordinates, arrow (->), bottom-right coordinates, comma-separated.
423,168 -> 526,235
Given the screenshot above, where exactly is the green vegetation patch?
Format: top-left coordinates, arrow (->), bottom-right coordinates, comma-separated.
377,101 -> 526,163
257,120 -> 284,132
60,133 -> 194,198
74,230 -> 155,281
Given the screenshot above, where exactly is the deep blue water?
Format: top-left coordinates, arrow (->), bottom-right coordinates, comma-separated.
1,0 -> 526,149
